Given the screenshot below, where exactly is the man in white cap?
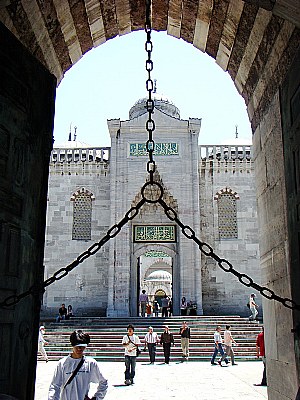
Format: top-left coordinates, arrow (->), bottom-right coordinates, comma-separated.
38,325 -> 49,362
48,330 -> 107,400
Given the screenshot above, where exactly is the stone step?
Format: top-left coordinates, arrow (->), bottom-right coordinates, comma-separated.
40,316 -> 261,362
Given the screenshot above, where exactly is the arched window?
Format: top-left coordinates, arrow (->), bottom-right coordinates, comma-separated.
214,188 -> 239,239
71,188 -> 95,240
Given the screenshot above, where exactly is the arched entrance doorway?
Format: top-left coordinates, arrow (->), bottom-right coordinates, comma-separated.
139,251 -> 173,316
133,245 -> 178,317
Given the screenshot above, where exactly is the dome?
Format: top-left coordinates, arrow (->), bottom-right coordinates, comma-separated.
129,92 -> 180,119
54,140 -> 92,149
146,270 -> 172,282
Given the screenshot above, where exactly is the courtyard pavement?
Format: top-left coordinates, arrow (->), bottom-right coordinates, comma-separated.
35,359 -> 268,400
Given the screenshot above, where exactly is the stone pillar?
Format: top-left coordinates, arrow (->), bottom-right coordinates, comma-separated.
280,45 -> 300,395
0,22 -> 56,399
253,89 -> 298,399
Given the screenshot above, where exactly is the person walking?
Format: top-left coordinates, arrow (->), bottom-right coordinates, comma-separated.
48,330 -> 107,400
248,293 -> 259,321
254,326 -> 267,386
122,324 -> 141,385
210,326 -> 229,366
179,321 -> 191,361
144,326 -> 159,364
224,325 -> 238,365
161,295 -> 169,318
160,325 -> 175,364
38,326 -> 49,362
139,290 -> 148,317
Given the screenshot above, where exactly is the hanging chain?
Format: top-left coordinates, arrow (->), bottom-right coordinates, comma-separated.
0,199 -> 145,308
0,0 -> 299,312
141,0 -> 299,312
145,0 -> 155,184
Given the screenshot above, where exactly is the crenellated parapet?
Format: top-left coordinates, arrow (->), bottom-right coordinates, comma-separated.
199,144 -> 252,161
49,147 -> 111,176
199,145 -> 253,173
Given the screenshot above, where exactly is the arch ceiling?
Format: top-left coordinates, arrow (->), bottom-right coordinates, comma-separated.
0,0 -> 299,132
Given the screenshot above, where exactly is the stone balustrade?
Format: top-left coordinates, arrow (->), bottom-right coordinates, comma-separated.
51,147 -> 110,163
199,145 -> 252,161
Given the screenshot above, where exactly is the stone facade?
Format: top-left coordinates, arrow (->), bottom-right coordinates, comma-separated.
43,95 -> 261,317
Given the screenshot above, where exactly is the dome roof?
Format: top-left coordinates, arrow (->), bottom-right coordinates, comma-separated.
146,270 -> 172,282
129,92 -> 180,119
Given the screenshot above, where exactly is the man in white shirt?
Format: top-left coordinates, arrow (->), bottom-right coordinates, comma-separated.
224,325 -> 238,365
144,326 -> 159,364
210,326 -> 229,366
249,293 -> 259,321
48,330 -> 107,400
122,324 -> 141,385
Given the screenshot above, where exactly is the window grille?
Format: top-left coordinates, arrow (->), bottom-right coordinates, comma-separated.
216,191 -> 238,239
72,193 -> 92,240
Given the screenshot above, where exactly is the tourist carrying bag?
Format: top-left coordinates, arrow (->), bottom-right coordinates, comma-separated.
63,356 -> 85,389
127,335 -> 141,356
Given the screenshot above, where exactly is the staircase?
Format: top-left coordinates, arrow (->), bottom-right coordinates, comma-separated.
40,316 -> 262,362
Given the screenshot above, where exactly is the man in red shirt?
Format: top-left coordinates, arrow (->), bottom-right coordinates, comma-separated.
254,326 -> 267,386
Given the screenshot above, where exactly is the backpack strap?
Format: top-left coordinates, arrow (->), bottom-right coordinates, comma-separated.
127,335 -> 137,347
63,357 -> 85,389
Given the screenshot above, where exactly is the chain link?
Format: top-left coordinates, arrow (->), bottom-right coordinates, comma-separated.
155,197 -> 300,310
145,0 -> 155,184
1,0 -> 299,313
0,198 -> 145,308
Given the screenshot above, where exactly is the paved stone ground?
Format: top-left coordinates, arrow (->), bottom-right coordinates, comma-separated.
35,360 -> 268,400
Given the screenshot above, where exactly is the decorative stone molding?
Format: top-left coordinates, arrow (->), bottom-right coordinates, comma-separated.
70,187 -> 95,201
214,187 -> 240,200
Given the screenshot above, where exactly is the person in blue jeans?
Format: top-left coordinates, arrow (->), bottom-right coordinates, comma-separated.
122,324 -> 141,385
211,326 -> 229,366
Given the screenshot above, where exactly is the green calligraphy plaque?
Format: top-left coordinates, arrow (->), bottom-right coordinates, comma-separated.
144,250 -> 170,257
129,142 -> 179,157
134,225 -> 176,242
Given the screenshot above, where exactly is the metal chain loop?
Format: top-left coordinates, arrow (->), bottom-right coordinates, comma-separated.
1,0 -> 299,314
0,202 -> 144,309
156,196 -> 300,311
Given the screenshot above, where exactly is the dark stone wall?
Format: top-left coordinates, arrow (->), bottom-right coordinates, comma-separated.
0,22 -> 56,399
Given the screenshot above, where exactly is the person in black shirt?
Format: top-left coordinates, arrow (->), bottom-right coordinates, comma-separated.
160,325 -> 175,364
179,321 -> 191,361
56,303 -> 68,322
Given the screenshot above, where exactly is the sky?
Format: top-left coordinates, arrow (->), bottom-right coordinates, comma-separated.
53,30 -> 252,148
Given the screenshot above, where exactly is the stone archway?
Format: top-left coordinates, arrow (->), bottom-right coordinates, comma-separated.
1,2 -> 300,399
